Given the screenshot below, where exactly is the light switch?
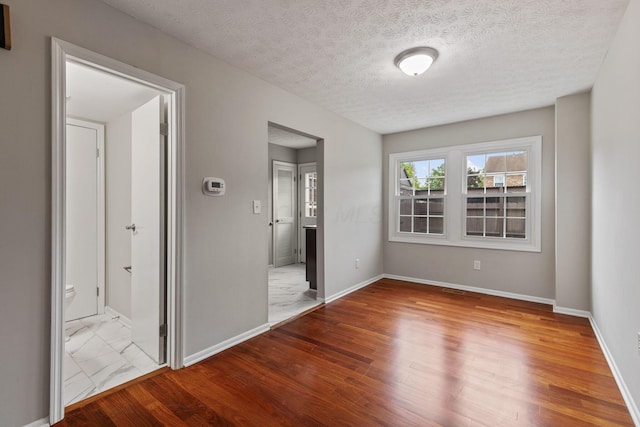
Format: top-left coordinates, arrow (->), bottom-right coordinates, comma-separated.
253,200 -> 261,214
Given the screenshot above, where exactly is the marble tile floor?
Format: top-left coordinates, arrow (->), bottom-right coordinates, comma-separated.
269,263 -> 321,326
64,313 -> 161,406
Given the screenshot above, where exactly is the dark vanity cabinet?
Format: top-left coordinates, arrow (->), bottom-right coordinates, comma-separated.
305,226 -> 317,290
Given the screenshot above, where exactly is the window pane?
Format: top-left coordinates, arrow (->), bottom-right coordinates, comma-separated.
486,153 -> 506,173
485,197 -> 504,217
466,218 -> 483,236
506,173 -> 526,192
429,198 -> 444,216
467,175 -> 484,193
413,217 -> 428,233
467,197 -> 484,217
467,154 -> 485,173
506,196 -> 526,218
507,151 -> 527,172
429,177 -> 445,192
400,199 -> 412,215
399,216 -> 411,232
430,158 -> 445,175
487,173 -> 505,189
414,199 -> 428,215
485,218 -> 504,237
506,218 -> 526,238
399,179 -> 413,196
429,217 -> 444,234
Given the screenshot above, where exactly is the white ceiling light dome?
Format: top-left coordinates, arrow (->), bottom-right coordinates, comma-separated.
394,47 -> 439,76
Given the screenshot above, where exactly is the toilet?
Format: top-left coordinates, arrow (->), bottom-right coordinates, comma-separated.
64,284 -> 76,342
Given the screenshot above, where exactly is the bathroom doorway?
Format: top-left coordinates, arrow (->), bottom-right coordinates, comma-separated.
267,123 -> 324,325
50,39 -> 185,424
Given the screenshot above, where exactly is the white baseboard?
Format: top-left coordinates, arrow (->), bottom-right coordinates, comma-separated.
589,317 -> 640,426
183,323 -> 270,367
552,305 -> 591,318
22,417 -> 49,427
104,306 -> 131,328
324,274 -> 384,304
384,274 -> 555,306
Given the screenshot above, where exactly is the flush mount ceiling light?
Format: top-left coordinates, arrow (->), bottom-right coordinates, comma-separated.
394,47 -> 439,76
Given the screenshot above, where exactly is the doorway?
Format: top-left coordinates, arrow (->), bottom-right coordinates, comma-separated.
267,123 -> 323,326
51,39 -> 185,424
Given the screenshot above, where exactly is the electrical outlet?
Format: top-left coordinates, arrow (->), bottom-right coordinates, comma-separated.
355,258 -> 360,269
473,260 -> 481,270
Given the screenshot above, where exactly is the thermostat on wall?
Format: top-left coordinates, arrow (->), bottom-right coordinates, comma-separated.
202,177 -> 225,196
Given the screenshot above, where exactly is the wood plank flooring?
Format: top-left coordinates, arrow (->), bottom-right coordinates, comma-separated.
56,278 -> 634,426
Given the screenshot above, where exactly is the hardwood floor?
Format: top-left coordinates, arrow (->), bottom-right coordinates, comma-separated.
56,278 -> 634,426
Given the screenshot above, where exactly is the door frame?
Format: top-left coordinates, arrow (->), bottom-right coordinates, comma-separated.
50,38 -> 185,424
297,162 -> 317,263
65,118 -> 106,318
272,160 -> 297,268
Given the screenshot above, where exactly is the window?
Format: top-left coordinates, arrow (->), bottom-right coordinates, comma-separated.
465,151 -> 527,239
389,136 -> 541,252
303,171 -> 317,217
398,158 -> 445,235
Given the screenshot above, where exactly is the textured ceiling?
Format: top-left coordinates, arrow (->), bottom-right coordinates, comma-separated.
268,125 -> 317,149
99,0 -> 629,134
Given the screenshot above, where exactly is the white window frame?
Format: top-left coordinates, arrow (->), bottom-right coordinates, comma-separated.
389,136 -> 542,252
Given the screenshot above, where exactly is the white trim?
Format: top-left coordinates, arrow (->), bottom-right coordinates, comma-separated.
383,274 -> 555,306
104,305 -> 132,328
552,305 -> 591,318
589,317 -> 640,426
184,323 -> 271,367
50,38 -> 185,425
325,275 -> 384,304
22,418 -> 50,427
65,118 -> 106,316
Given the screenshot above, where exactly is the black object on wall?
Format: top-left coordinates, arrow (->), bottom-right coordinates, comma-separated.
0,4 -> 11,50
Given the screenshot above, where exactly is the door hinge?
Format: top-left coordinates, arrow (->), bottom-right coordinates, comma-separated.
97,287 -> 99,297
160,122 -> 168,136
96,148 -> 100,158
159,324 -> 167,337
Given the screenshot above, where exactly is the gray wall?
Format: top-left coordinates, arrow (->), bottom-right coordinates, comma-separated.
267,143 -> 297,266
555,92 -> 591,312
297,146 -> 317,164
0,1 -> 382,425
383,107 -> 556,299
592,0 -> 640,416
105,112 -> 132,319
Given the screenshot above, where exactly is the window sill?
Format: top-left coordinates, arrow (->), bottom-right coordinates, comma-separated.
388,234 -> 541,252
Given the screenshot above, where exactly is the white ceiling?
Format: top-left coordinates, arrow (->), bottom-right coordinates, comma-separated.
268,125 -> 317,149
66,61 -> 160,123
99,0 -> 629,134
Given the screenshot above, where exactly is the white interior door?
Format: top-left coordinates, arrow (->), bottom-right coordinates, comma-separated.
65,120 -> 104,321
273,161 -> 297,267
130,95 -> 166,364
298,163 -> 317,263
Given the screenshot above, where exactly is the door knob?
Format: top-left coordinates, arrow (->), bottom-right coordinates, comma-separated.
275,219 -> 280,223
125,223 -> 136,232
